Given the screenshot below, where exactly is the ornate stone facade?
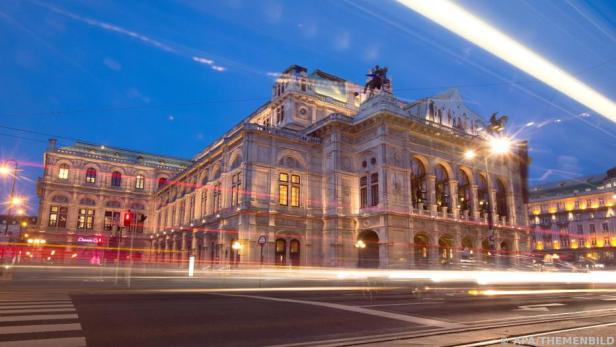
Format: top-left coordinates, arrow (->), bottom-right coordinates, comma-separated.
35,140 -> 191,254
151,65 -> 530,268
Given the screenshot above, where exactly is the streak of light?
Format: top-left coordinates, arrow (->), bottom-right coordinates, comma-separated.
398,0 -> 616,124
476,288 -> 616,296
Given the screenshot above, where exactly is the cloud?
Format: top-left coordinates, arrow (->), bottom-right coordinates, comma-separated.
126,88 -> 150,104
103,57 -> 122,71
333,31 -> 350,51
192,56 -> 214,65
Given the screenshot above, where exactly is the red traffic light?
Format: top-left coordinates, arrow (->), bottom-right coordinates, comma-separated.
123,211 -> 134,227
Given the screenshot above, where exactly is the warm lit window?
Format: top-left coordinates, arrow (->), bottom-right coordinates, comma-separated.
135,175 -> 145,190
58,164 -> 69,180
278,173 -> 301,207
48,205 -> 67,228
85,167 -> 96,184
111,171 -> 122,187
77,208 -> 95,229
411,159 -> 427,209
290,175 -> 300,207
279,173 -> 289,206
231,173 -> 241,207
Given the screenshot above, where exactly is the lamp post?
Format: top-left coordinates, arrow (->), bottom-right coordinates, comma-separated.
1,160 -> 21,266
231,240 -> 242,267
465,135 -> 512,267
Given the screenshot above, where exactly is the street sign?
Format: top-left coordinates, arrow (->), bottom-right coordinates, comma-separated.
257,235 -> 267,245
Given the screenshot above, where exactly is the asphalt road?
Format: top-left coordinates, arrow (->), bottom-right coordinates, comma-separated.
2,266 -> 616,346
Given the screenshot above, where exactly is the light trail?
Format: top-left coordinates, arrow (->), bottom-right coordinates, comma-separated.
397,0 -> 616,123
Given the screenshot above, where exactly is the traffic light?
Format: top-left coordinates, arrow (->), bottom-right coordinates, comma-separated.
123,210 -> 134,227
96,237 -> 104,247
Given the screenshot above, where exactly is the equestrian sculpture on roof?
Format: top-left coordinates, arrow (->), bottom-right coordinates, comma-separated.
363,65 -> 392,96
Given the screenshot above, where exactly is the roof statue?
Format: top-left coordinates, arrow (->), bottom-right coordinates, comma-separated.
487,112 -> 508,134
362,65 -> 391,96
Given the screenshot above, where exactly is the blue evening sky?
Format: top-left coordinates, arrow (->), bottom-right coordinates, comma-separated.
1,0 -> 616,214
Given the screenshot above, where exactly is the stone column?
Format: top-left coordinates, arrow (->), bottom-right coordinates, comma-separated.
449,179 -> 458,219
513,232 -> 520,266
471,184 -> 479,220
494,230 -> 501,267
426,175 -> 437,213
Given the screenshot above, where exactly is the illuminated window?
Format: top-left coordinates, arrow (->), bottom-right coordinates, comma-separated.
290,175 -> 300,207
275,105 -> 285,124
278,173 -> 300,207
111,171 -> 122,187
77,208 -> 95,229
85,167 -> 96,184
135,175 -> 145,190
279,173 -> 289,206
48,205 -> 67,228
58,164 -> 69,180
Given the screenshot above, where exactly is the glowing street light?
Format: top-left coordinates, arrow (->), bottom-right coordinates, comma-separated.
463,149 -> 477,160
9,196 -> 24,206
231,241 -> 242,250
0,165 -> 11,176
355,240 -> 366,249
488,136 -> 512,155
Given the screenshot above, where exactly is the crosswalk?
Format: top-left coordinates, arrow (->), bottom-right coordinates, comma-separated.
0,294 -> 86,346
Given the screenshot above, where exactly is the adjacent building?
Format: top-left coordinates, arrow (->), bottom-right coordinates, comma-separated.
528,167 -> 616,266
150,65 -> 530,268
34,140 -> 191,260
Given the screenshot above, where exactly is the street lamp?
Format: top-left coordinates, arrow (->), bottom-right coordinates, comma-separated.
464,149 -> 477,160
231,240 -> 242,266
355,240 -> 366,249
1,160 -> 19,236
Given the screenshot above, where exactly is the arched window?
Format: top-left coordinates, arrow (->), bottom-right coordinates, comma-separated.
85,167 -> 97,184
434,165 -> 450,210
477,174 -> 489,218
457,169 -> 471,213
158,177 -> 167,189
111,171 -> 122,187
410,158 -> 427,209
58,164 -> 69,180
135,175 -> 145,190
496,179 -> 508,220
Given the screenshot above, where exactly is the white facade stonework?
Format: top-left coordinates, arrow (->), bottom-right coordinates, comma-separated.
150,65 -> 530,268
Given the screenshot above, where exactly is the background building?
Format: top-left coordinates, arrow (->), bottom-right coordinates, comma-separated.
35,140 -> 191,262
528,167 -> 616,266
151,65 -> 530,268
